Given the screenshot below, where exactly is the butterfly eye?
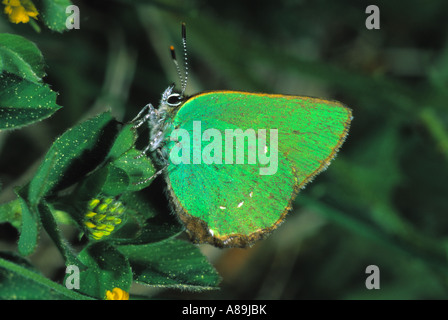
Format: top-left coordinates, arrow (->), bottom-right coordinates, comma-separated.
166,93 -> 183,107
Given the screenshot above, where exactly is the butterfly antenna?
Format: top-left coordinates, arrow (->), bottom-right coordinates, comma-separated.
170,45 -> 184,91
180,22 -> 189,97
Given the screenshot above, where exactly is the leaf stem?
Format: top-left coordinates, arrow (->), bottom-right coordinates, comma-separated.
420,107 -> 448,163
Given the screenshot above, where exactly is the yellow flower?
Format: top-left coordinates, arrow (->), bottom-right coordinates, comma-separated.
106,288 -> 129,300
3,0 -> 38,24
83,197 -> 126,241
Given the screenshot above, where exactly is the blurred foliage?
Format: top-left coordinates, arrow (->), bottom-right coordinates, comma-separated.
1,0 -> 448,299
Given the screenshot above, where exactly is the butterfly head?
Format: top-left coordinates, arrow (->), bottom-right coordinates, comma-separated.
159,83 -> 185,115
161,22 -> 189,113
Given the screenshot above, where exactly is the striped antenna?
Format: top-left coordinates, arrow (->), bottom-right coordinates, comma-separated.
180,22 -> 189,96
170,45 -> 184,91
169,23 -> 189,97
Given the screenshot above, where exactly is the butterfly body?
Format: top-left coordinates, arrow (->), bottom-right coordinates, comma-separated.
139,87 -> 352,248
134,23 -> 352,248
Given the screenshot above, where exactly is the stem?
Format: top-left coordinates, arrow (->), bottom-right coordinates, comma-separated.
28,19 -> 41,33
420,107 -> 448,163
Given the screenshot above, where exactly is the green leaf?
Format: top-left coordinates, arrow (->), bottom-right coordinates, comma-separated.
0,73 -> 61,130
111,209 -> 183,245
100,164 -> 130,196
0,34 -> 45,83
15,184 -> 79,259
40,201 -> 81,266
103,123 -> 156,193
0,252 -> 92,300
106,148 -> 156,193
0,198 -> 22,230
35,0 -> 73,32
57,123 -> 154,201
109,185 -> 183,245
119,187 -> 162,220
107,123 -> 138,160
76,242 -> 132,299
119,238 -> 221,291
28,112 -> 120,205
15,185 -> 40,256
69,166 -> 109,205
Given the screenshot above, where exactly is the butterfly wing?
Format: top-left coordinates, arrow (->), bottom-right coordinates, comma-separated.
164,91 -> 352,247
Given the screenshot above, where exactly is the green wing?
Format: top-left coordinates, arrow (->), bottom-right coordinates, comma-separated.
164,91 -> 352,248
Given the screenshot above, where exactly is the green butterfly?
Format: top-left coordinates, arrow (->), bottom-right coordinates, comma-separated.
133,23 -> 352,248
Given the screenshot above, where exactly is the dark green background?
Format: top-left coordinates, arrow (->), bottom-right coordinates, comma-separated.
1,0 -> 448,299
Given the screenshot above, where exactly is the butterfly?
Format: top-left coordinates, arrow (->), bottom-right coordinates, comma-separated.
132,23 -> 352,248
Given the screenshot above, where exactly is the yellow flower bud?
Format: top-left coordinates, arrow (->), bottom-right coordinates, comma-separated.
105,288 -> 129,300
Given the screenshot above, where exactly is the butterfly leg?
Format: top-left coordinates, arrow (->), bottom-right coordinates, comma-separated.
134,145 -> 150,159
133,163 -> 168,185
135,129 -> 166,160
132,103 -> 162,159
154,137 -> 182,169
131,103 -> 158,129
131,104 -> 150,128
133,135 -> 180,185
